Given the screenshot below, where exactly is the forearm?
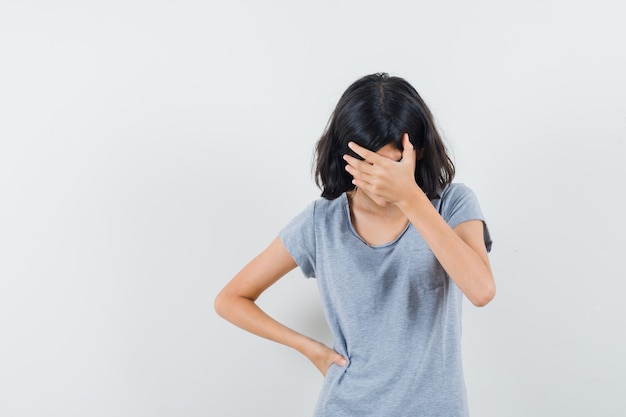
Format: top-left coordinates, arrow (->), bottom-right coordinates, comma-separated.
214,237 -> 345,374
398,189 -> 495,306
215,294 -> 314,354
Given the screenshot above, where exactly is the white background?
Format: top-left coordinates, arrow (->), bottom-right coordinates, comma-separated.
1,1 -> 625,416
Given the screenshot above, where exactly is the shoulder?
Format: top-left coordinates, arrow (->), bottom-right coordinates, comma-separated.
283,194 -> 345,227
435,182 -> 486,226
440,182 -> 492,252
437,182 -> 485,210
439,182 -> 475,201
310,194 -> 346,218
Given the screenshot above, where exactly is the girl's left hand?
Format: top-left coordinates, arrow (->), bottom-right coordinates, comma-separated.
343,133 -> 422,206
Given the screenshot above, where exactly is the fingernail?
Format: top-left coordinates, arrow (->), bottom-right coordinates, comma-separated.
339,359 -> 347,366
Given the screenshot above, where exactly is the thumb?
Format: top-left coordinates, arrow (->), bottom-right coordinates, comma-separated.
402,133 -> 415,163
334,354 -> 348,367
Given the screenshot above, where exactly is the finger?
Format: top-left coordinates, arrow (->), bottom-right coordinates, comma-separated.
335,355 -> 348,367
347,141 -> 386,165
402,133 -> 416,163
351,178 -> 375,192
345,163 -> 373,183
343,154 -> 374,173
351,178 -> 387,205
350,177 -> 365,189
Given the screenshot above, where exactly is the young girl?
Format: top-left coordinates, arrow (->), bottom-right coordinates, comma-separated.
215,73 -> 495,416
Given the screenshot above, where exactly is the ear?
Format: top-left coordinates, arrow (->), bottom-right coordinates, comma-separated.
416,148 -> 425,160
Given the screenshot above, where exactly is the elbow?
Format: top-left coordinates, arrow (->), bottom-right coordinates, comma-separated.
470,279 -> 496,308
214,290 -> 228,318
214,286 -> 256,320
214,289 -> 249,319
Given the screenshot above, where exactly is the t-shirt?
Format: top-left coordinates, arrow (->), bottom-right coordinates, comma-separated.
278,183 -> 492,417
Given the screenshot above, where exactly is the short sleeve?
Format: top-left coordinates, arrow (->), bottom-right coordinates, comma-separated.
440,183 -> 493,253
278,201 -> 317,278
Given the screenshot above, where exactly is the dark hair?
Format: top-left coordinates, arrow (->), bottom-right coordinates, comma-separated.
314,73 -> 455,200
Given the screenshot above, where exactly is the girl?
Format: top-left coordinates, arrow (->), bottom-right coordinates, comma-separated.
215,73 -> 495,416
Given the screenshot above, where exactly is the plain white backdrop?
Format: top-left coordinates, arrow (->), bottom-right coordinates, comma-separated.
1,1 -> 625,416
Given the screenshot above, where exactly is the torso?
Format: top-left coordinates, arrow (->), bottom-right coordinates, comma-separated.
278,183 -> 487,417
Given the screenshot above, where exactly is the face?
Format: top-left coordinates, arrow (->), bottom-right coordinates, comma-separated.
355,143 -> 404,208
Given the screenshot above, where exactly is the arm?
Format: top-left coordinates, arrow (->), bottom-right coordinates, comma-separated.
214,236 -> 347,375
343,134 -> 495,307
397,195 -> 495,306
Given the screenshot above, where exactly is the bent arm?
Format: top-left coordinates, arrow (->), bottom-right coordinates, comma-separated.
214,236 -> 311,351
398,193 -> 496,307
342,137 -> 495,306
214,236 -> 346,374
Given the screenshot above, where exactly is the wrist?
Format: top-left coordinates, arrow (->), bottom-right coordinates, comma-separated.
396,184 -> 429,212
294,335 -> 320,356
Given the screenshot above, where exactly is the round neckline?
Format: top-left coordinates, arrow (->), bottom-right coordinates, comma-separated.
341,193 -> 411,249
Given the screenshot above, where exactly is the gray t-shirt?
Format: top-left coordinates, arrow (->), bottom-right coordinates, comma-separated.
278,183 -> 492,417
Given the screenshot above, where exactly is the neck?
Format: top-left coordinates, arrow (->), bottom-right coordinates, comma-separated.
348,188 -> 405,219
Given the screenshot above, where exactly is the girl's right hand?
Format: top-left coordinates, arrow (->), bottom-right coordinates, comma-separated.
303,339 -> 348,376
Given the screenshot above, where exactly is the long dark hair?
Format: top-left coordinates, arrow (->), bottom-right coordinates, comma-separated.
314,73 -> 455,200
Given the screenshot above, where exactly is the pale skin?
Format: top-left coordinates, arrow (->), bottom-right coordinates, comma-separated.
214,133 -> 495,376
